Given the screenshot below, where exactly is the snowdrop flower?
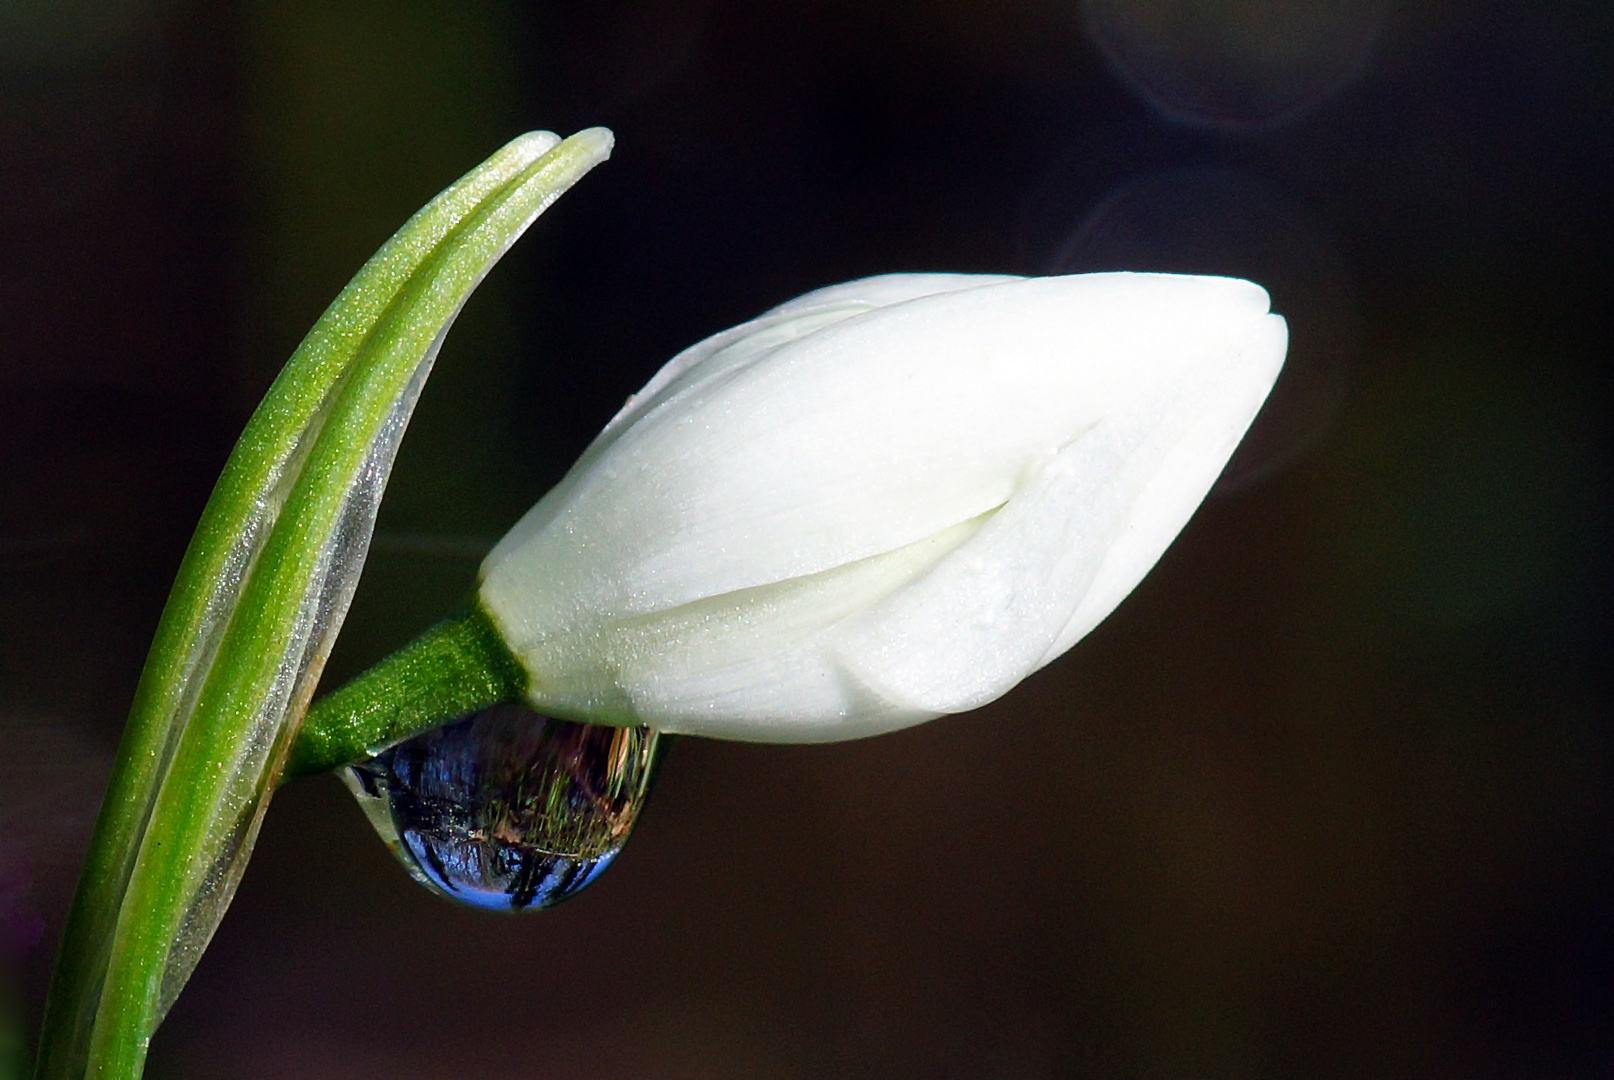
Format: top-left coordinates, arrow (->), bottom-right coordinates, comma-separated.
478,272 -> 1286,742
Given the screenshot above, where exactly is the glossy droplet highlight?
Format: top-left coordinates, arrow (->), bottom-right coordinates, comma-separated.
344,704 -> 660,911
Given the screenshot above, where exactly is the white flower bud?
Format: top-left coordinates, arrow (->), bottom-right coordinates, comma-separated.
478,272 -> 1287,741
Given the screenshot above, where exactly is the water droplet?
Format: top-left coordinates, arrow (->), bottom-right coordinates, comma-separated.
344,704 -> 661,911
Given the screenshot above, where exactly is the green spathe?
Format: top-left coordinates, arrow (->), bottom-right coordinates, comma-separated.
34,128 -> 612,1080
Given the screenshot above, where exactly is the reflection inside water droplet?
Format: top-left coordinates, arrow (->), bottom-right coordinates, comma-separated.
344,705 -> 661,911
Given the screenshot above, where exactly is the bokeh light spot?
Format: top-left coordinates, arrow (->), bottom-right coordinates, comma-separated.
1081,0 -> 1388,132
1048,167 -> 1358,490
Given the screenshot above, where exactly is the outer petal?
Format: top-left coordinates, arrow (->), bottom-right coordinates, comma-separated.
830,299 -> 1288,721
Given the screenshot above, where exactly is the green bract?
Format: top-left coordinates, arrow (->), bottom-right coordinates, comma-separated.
33,128 -> 612,1080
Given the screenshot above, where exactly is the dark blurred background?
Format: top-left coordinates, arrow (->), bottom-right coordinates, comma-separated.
3,0 -> 1611,1076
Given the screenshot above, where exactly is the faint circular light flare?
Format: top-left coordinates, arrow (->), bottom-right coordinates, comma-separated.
1081,0 -> 1388,131
1049,168 -> 1357,490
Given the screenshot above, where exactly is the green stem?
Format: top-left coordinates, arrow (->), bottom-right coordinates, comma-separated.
284,604 -> 527,779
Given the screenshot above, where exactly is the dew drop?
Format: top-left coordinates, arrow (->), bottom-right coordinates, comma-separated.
344,704 -> 661,911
